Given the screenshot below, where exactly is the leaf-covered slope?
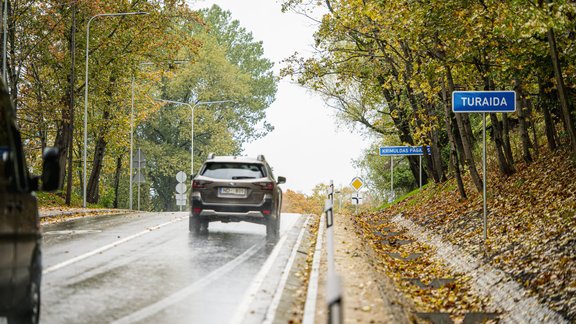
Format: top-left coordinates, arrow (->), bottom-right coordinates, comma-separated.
360,147 -> 576,320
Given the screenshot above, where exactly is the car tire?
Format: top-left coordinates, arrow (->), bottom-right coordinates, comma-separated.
266,217 -> 277,240
8,249 -> 41,324
266,204 -> 280,241
274,211 -> 281,235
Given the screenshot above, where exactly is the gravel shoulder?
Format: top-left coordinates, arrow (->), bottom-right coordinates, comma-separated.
311,213 -> 413,323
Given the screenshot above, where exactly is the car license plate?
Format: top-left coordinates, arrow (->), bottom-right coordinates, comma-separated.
219,187 -> 247,196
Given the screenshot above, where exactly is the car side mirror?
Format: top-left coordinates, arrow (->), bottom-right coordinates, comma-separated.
41,147 -> 60,191
277,176 -> 286,184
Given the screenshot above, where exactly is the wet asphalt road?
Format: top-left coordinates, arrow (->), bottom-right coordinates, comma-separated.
39,212 -> 304,323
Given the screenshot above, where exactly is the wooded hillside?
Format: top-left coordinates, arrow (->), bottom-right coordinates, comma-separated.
282,0 -> 576,200
4,1 -> 276,210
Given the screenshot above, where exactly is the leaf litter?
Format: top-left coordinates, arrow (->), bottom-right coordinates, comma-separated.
352,147 -> 575,321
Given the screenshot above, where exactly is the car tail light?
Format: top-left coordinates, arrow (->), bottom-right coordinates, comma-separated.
256,181 -> 274,191
263,210 -> 271,215
193,180 -> 211,189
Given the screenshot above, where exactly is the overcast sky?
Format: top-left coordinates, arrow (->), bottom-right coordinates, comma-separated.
191,0 -> 372,194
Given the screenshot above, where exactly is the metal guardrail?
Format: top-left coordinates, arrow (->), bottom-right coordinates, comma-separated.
325,180 -> 343,324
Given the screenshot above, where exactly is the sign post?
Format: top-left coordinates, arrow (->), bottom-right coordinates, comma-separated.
391,157 -> 394,198
350,177 -> 364,214
452,91 -> 516,241
175,171 -> 187,211
379,146 -> 431,200
132,148 -> 146,211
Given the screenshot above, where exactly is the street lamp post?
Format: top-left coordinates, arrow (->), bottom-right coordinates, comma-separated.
130,61 -> 187,210
83,11 -> 148,208
130,76 -> 135,210
2,0 -> 7,82
154,98 -> 233,176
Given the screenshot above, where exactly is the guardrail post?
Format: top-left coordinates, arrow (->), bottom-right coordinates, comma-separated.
325,180 -> 343,324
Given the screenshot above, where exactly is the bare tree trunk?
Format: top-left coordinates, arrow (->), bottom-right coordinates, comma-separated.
403,50 -> 436,184
446,67 -> 483,192
515,79 -> 533,163
382,87 -> 428,186
526,98 -> 539,158
441,75 -> 466,199
65,3 -> 76,206
501,113 -> 515,171
429,127 -> 446,182
457,113 -> 483,192
480,69 -> 514,176
489,113 -> 514,176
373,38 -> 429,187
401,41 -> 444,184
87,133 -> 106,204
113,155 -> 122,208
539,78 -> 558,151
425,81 -> 447,183
87,74 -> 116,204
54,2 -> 76,196
454,121 -> 465,170
547,27 -> 576,154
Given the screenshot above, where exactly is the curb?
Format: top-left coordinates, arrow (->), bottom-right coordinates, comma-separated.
39,208 -> 135,222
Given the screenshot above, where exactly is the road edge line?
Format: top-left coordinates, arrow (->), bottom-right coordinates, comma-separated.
43,214 -> 187,274
111,240 -> 266,324
262,215 -> 311,324
228,234 -> 289,324
302,213 -> 325,324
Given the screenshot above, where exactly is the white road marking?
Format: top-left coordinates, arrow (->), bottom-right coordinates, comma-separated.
302,214 -> 325,324
262,215 -> 310,324
229,214 -> 307,324
42,215 -> 187,274
43,229 -> 103,235
111,241 -> 266,324
229,235 -> 288,324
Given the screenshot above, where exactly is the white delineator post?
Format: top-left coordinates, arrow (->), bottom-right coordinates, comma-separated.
325,180 -> 343,324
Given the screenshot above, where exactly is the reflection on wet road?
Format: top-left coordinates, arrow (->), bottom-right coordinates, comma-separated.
40,212 -> 303,323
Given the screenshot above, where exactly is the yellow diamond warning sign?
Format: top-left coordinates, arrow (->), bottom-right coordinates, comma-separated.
350,177 -> 364,191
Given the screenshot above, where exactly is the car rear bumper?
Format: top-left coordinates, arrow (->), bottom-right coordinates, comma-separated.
199,210 -> 265,218
197,210 -> 268,224
191,196 -> 273,224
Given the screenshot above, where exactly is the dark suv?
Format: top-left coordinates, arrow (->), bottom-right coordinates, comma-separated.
189,154 -> 285,239
0,81 -> 60,324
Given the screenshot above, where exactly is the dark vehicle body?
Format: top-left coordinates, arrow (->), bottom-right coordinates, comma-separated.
0,81 -> 59,324
190,154 -> 285,239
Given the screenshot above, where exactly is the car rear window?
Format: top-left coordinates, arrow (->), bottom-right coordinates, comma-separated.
201,162 -> 265,180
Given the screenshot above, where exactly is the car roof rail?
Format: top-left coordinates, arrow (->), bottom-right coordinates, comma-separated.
257,154 -> 265,161
207,153 -> 215,160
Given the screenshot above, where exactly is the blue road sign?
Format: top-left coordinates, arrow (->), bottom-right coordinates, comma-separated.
379,146 -> 431,156
452,91 -> 516,113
